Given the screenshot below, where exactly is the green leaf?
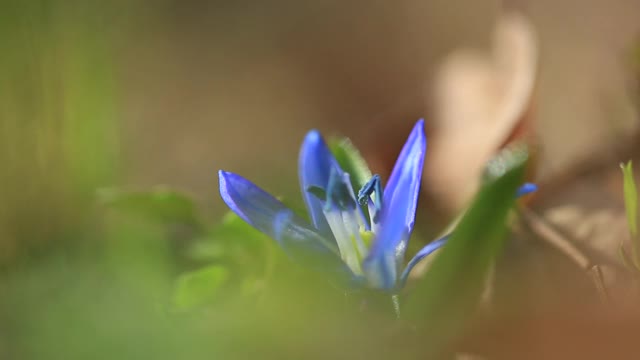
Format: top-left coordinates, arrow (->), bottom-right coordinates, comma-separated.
404,145 -> 527,357
329,137 -> 373,191
482,143 -> 529,182
172,265 -> 229,310
620,161 -> 638,238
620,160 -> 640,271
98,186 -> 202,228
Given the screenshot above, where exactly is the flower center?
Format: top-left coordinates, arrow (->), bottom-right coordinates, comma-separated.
307,171 -> 384,276
357,174 -> 384,232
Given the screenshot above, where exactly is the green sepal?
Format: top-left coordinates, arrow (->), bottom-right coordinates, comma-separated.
329,137 -> 373,192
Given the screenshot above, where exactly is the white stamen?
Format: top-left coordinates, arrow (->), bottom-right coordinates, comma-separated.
342,210 -> 367,259
323,208 -> 370,274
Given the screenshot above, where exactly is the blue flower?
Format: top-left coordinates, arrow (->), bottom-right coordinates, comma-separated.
218,120 -> 536,291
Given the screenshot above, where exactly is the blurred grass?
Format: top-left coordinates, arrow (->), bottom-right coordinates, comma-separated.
0,0 -> 119,265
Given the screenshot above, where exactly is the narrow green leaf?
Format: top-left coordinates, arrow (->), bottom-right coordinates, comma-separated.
620,161 -> 638,237
404,145 -> 527,356
620,160 -> 640,270
173,265 -> 229,310
329,137 -> 373,191
482,143 -> 529,182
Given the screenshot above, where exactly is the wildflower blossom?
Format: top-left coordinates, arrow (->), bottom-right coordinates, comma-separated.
219,120 -> 535,290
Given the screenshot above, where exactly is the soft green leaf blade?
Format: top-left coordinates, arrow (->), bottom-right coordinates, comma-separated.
329,137 -> 373,191
404,145 -> 527,356
173,265 -> 229,310
620,161 -> 638,237
620,160 -> 640,270
98,187 -> 202,228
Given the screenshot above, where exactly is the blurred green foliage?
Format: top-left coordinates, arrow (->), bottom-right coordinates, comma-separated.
0,0 -> 119,264
98,187 -> 204,229
172,264 -> 229,310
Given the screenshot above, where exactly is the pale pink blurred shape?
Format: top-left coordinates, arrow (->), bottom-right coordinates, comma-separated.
425,12 -> 538,213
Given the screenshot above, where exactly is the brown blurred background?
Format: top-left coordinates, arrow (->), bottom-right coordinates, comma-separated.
119,0 -> 639,212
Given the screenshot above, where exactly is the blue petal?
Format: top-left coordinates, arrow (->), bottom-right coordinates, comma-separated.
362,120 -> 427,289
298,130 -> 342,234
382,119 -> 427,235
398,235 -> 449,288
218,171 -> 348,273
516,182 -> 537,197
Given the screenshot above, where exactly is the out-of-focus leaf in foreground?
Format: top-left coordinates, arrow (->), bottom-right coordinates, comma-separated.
404,145 -> 528,356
